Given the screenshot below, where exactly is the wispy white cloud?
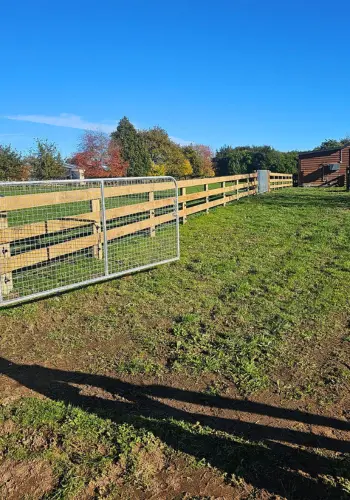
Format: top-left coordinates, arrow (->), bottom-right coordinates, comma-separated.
5,113 -> 117,134
5,113 -> 191,145
170,136 -> 191,146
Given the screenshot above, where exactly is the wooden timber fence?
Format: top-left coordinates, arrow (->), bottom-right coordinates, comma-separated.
0,171 -> 293,302
268,171 -> 294,190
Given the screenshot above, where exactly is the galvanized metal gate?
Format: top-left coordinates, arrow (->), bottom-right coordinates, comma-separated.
0,176 -> 179,307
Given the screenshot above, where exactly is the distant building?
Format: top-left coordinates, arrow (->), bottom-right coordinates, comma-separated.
64,163 -> 85,180
298,145 -> 350,187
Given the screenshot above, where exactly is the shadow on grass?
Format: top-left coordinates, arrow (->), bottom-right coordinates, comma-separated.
0,357 -> 349,499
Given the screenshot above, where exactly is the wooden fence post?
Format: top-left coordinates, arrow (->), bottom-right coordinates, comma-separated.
0,210 -> 13,297
204,184 -> 210,213
267,171 -> 271,192
236,179 -> 239,200
90,198 -> 103,259
182,187 -> 187,224
222,181 -> 226,206
149,190 -> 156,237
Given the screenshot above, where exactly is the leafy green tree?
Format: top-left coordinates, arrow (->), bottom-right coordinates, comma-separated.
314,137 -> 350,151
166,152 -> 193,178
214,146 -> 253,175
111,117 -> 151,177
29,140 -> 66,180
141,126 -> 178,165
214,145 -> 298,176
250,146 -> 282,172
182,145 -> 202,176
0,145 -> 25,181
315,139 -> 342,150
279,151 -> 298,173
140,126 -> 189,178
183,144 -> 215,177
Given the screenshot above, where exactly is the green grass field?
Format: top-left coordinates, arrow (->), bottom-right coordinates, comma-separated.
0,188 -> 349,499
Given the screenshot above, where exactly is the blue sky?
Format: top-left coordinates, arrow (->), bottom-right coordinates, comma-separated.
1,0 -> 350,157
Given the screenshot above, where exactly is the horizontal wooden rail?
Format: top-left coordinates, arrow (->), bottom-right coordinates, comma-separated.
270,184 -> 293,190
269,172 -> 292,178
270,180 -> 292,183
270,179 -> 292,182
270,177 -> 292,180
270,179 -> 292,183
0,219 -> 91,245
0,182 -> 176,212
178,173 -> 257,188
80,197 -> 175,222
106,212 -> 173,242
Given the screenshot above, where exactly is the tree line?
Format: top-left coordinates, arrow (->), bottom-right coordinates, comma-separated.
1,117 -> 348,181
0,117 -> 216,181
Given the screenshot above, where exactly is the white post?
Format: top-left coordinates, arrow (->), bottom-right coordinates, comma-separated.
204,184 -> 209,213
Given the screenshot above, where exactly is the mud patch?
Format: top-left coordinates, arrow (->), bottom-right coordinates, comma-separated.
0,459 -> 55,499
81,456 -> 243,500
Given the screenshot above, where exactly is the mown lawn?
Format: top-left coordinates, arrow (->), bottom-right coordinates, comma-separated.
0,188 -> 350,499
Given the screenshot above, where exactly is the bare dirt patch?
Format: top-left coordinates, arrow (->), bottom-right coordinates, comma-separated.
0,459 -> 55,500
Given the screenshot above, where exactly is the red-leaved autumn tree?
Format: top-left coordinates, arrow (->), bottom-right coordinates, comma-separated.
193,144 -> 215,177
71,131 -> 128,178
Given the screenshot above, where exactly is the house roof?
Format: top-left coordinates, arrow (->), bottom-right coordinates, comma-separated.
299,144 -> 350,158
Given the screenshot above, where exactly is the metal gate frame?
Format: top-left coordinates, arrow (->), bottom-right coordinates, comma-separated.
0,176 -> 179,307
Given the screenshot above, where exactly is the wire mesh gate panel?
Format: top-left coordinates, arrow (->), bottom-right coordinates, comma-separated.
0,177 -> 179,307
